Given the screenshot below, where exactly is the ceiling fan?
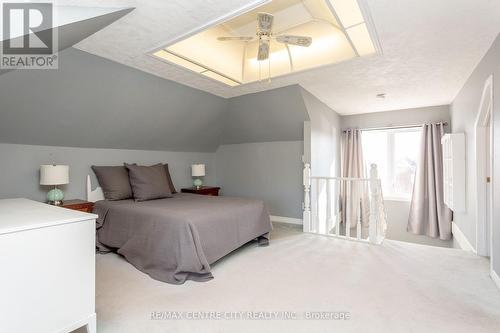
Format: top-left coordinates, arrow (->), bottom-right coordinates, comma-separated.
217,12 -> 313,61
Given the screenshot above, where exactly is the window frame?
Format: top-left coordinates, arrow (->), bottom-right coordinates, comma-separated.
361,127 -> 422,202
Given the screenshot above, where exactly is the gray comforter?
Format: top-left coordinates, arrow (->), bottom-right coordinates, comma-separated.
94,193 -> 272,284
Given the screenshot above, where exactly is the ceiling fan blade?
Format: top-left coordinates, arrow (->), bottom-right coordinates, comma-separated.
257,39 -> 270,61
257,12 -> 274,33
275,35 -> 312,47
217,36 -> 255,41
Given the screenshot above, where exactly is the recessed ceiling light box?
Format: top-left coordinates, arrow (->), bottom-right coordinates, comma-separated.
151,0 -> 380,86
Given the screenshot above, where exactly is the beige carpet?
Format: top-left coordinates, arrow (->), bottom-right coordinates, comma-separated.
75,223 -> 500,333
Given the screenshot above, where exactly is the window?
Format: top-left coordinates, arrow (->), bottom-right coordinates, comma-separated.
361,127 -> 421,200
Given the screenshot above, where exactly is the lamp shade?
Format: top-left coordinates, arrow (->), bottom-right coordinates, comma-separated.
40,165 -> 69,185
191,164 -> 206,177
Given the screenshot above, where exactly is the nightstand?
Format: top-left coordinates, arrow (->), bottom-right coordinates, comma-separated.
61,199 -> 94,213
181,186 -> 220,196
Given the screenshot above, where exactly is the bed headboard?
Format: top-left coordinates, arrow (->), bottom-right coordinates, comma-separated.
87,175 -> 104,202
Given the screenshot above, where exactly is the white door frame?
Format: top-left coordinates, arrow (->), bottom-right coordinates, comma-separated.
475,75 -> 494,261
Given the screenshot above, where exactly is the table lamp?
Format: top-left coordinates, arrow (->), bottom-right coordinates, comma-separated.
40,164 -> 69,205
191,164 -> 205,189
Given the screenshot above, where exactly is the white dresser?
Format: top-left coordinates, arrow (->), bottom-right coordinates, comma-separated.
0,199 -> 97,333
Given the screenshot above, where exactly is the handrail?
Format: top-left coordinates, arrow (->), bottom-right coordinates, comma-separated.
310,176 -> 372,181
303,163 -> 387,244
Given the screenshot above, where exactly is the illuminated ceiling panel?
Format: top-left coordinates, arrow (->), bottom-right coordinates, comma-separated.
150,0 -> 380,87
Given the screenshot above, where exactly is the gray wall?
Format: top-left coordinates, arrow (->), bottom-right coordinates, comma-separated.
0,47 -> 227,152
0,143 -> 216,202
0,47 -> 221,202
0,49 -> 310,219
301,88 -> 341,177
450,33 -> 500,275
340,106 -> 452,248
221,85 -> 309,144
300,88 -> 342,228
215,141 -> 304,218
216,87 -> 341,220
213,85 -> 309,219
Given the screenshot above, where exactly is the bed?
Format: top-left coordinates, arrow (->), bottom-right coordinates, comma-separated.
87,176 -> 272,284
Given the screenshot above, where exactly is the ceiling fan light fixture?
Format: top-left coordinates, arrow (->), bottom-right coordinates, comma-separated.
150,0 -> 380,87
220,11 -> 313,65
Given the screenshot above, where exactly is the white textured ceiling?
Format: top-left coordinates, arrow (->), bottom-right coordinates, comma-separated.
62,0 -> 500,114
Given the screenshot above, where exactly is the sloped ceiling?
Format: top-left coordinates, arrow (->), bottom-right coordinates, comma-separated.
0,48 -> 227,152
0,4 -> 132,41
0,5 -> 133,75
0,48 -> 309,152
65,0 -> 500,114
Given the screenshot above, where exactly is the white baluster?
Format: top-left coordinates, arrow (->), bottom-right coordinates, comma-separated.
313,178 -> 320,233
356,181 -> 362,240
336,179 -> 340,238
326,179 -> 332,235
303,164 -> 386,244
378,179 -> 387,241
302,163 -> 311,233
369,164 -> 380,244
346,180 -> 351,239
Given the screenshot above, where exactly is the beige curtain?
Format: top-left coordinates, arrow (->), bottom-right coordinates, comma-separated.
408,123 -> 452,240
341,129 -> 369,227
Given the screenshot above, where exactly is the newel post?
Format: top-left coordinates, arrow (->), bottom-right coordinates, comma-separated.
303,163 -> 311,232
369,163 -> 380,244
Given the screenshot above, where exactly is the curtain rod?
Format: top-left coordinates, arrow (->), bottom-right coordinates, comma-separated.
342,122 -> 448,132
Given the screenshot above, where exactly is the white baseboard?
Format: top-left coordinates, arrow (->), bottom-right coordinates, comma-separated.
491,269 -> 500,291
452,222 -> 475,252
270,215 -> 302,225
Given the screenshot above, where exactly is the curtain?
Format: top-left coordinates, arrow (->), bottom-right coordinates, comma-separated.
341,129 -> 369,227
408,123 -> 452,240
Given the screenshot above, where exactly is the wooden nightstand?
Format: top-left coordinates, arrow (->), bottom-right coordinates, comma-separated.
61,199 -> 94,213
181,186 -> 220,196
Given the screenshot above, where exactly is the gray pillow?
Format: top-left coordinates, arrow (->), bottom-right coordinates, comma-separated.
125,163 -> 172,201
127,163 -> 177,194
163,164 -> 177,194
91,166 -> 133,201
